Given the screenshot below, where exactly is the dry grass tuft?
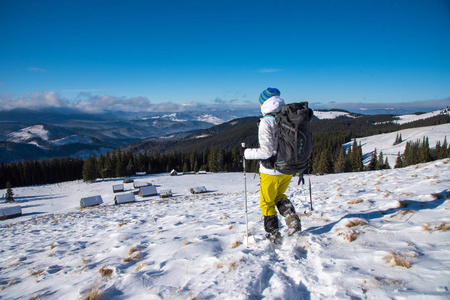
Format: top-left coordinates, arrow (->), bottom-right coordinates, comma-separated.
136,262 -> 147,272
347,198 -> 363,205
346,219 -> 368,228
1,280 -> 16,291
384,251 -> 412,269
128,245 -> 140,255
423,222 -> 450,232
229,261 -> 239,270
28,294 -> 41,300
338,231 -> 358,242
50,243 -> 57,250
123,251 -> 142,263
81,285 -> 103,300
397,200 -> 409,208
231,241 -> 240,249
29,269 -> 45,277
437,222 -> 450,231
99,266 -> 113,277
215,262 -> 224,269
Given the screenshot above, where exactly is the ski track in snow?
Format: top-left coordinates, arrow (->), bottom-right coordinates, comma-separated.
1,160 -> 450,299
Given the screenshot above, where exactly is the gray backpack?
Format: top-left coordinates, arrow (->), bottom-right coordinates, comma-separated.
262,102 -> 314,175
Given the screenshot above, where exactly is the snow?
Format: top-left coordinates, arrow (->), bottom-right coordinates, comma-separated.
344,123 -> 450,167
1,160 -> 449,299
196,114 -> 224,125
6,125 -> 49,143
394,109 -> 449,125
314,110 -> 357,120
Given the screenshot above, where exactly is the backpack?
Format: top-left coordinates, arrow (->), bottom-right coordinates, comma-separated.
262,102 -> 314,175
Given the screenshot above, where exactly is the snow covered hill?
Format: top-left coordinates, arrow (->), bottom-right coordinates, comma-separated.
393,108 -> 449,125
1,160 -> 449,299
314,110 -> 358,120
344,123 -> 450,167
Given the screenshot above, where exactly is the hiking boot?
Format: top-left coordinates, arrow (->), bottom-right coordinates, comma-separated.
276,198 -> 295,217
266,229 -> 282,244
285,211 -> 301,236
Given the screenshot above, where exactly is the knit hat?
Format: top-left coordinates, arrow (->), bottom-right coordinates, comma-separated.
259,87 -> 281,105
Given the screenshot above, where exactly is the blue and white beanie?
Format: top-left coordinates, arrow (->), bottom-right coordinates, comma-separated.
259,87 -> 281,105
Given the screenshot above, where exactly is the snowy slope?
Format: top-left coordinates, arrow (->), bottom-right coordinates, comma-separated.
344,123 -> 450,167
314,110 -> 357,120
1,160 -> 449,299
394,109 -> 449,125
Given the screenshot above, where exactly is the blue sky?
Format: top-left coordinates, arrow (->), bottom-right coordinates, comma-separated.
0,0 -> 449,113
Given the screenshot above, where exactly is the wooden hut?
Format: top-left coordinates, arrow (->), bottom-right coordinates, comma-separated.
0,205 -> 22,220
114,193 -> 136,205
80,195 -> 103,208
189,186 -> 207,194
134,181 -> 150,189
139,185 -> 157,197
159,189 -> 173,198
113,184 -> 124,193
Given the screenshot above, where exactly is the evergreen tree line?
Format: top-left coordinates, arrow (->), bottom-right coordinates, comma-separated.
2,135 -> 449,188
1,157 -> 84,189
394,137 -> 449,168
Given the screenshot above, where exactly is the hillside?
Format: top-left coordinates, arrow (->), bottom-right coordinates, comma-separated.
0,160 -> 449,299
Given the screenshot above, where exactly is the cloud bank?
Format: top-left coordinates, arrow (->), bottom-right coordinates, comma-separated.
0,91 -> 254,114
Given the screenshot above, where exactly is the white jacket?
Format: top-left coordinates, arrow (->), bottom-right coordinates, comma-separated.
244,96 -> 285,175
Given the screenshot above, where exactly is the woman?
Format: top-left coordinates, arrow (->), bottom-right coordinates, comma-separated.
244,87 -> 301,243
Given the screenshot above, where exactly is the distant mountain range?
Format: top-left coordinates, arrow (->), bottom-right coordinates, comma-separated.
1,107 -> 448,163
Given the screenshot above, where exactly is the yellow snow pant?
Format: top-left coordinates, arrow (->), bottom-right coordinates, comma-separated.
260,173 -> 293,217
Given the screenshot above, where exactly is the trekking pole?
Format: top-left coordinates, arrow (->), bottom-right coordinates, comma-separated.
309,172 -> 313,212
242,143 -> 249,248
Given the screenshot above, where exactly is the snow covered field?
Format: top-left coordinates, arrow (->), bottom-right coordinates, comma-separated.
1,159 -> 449,299
344,123 -> 450,167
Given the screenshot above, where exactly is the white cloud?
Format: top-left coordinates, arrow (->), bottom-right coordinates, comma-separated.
28,67 -> 47,73
258,68 -> 282,73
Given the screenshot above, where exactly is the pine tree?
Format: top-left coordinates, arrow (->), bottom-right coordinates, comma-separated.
334,148 -> 348,173
82,156 -> 98,183
368,149 -> 378,171
5,181 -> 14,202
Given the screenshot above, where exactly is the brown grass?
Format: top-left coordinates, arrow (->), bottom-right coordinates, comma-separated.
123,251 -> 142,263
437,222 -> 450,231
346,219 -> 368,228
229,261 -> 239,270
128,246 -> 139,255
81,286 -> 103,300
99,266 -> 113,277
28,294 -> 41,300
1,280 -> 16,291
231,241 -> 240,249
29,269 -> 45,277
397,200 -> 409,208
135,262 -> 147,272
338,231 -> 358,242
384,251 -> 412,269
347,198 -> 363,205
